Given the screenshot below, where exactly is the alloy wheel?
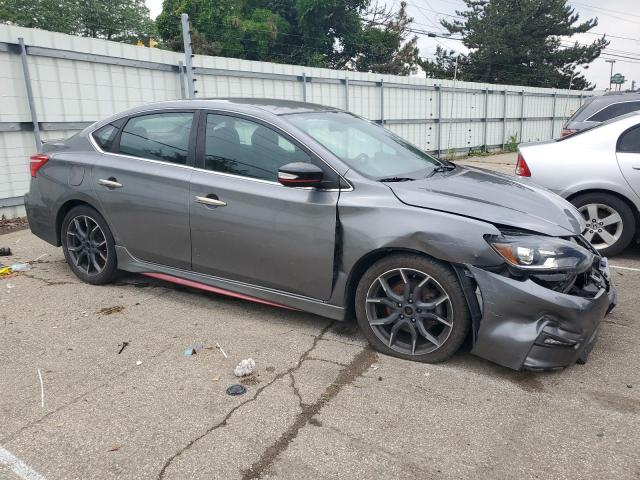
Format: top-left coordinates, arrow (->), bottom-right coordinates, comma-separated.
365,268 -> 454,355
578,203 -> 623,250
66,215 -> 108,275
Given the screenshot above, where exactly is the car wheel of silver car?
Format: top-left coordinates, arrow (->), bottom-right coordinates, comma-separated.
61,205 -> 118,285
571,192 -> 636,257
355,254 -> 470,363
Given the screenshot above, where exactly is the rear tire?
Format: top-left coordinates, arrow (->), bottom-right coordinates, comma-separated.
571,192 -> 635,257
61,205 -> 117,285
355,254 -> 470,363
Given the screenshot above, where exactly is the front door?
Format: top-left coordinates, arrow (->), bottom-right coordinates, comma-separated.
92,111 -> 195,270
189,112 -> 340,300
616,124 -> 640,197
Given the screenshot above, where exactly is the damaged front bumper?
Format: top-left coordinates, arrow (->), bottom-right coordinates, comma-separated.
465,262 -> 617,371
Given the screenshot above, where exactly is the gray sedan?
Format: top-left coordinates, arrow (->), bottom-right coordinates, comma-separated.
518,111 -> 640,256
25,99 -> 615,371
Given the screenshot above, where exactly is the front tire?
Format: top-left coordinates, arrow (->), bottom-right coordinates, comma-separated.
355,254 -> 470,363
61,205 -> 117,285
571,192 -> 635,257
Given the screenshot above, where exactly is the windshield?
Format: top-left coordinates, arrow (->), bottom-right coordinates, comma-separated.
285,112 -> 442,179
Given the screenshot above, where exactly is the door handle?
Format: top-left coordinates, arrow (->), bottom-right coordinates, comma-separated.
195,195 -> 227,207
98,178 -> 123,188
632,165 -> 640,170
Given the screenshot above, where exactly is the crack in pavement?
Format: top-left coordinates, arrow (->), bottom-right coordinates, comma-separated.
240,346 -> 378,480
156,321 -> 336,480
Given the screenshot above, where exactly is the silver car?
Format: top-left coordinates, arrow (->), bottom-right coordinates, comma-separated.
25,99 -> 616,371
518,111 -> 640,256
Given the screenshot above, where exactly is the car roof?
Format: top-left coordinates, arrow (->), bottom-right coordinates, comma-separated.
113,98 -> 343,118
568,92 -> 640,123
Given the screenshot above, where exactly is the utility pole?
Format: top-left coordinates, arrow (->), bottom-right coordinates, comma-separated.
605,59 -> 616,91
453,56 -> 459,81
632,80 -> 636,92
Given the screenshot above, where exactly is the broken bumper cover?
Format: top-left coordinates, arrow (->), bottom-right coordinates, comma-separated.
467,265 -> 617,371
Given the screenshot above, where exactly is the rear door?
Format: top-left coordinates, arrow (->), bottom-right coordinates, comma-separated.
617,124 -> 640,197
189,111 -> 340,300
92,110 -> 195,270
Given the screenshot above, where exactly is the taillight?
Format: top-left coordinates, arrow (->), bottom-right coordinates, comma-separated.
30,154 -> 49,177
561,128 -> 576,137
515,153 -> 531,177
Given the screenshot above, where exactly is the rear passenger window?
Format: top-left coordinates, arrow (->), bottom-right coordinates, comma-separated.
118,112 -> 193,165
92,124 -> 118,151
618,126 -> 640,154
203,114 -> 311,181
588,102 -> 640,122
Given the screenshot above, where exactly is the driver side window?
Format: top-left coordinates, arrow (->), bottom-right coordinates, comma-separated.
203,114 -> 311,182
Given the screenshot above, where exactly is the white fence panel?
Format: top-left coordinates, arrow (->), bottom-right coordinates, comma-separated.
0,24 -> 592,216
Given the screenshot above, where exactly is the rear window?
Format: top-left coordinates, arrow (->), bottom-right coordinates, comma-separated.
587,101 -> 640,122
618,126 -> 640,154
92,124 -> 118,151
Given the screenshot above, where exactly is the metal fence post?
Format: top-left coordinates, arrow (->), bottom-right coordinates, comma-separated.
344,77 -> 349,111
550,92 -> 557,138
380,79 -> 385,125
181,13 -> 196,98
519,90 -> 525,142
436,85 -> 442,156
501,89 -> 507,150
18,38 -> 42,151
178,61 -> 186,99
302,73 -> 307,102
483,88 -> 489,151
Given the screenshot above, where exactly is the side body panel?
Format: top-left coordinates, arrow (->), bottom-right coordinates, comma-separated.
189,171 -> 339,300
92,154 -> 192,270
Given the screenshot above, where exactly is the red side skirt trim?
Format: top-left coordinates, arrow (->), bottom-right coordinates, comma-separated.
142,272 -> 298,311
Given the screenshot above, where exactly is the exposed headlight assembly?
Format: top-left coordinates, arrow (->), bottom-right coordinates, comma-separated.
486,233 -> 594,273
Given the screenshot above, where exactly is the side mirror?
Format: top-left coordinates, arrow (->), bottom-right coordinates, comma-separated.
278,162 -> 324,188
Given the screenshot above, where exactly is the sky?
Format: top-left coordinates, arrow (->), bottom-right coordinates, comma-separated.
144,0 -> 640,91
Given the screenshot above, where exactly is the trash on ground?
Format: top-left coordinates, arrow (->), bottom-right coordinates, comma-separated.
10,263 -> 31,272
183,343 -> 204,356
117,341 -> 129,354
33,253 -> 48,261
107,445 -> 121,452
6,283 -> 15,289
234,358 -> 256,377
135,360 -> 142,366
628,384 -> 633,388
216,342 -> 228,358
97,305 -> 124,315
0,247 -> 12,256
212,375 -> 220,382
0,266 -> 12,276
37,368 -> 44,408
226,384 -> 247,396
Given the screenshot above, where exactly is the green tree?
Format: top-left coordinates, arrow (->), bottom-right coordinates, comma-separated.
156,0 -> 420,74
0,0 -> 155,43
420,0 -> 608,89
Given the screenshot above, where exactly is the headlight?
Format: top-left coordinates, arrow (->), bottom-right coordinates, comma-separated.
485,232 -> 594,273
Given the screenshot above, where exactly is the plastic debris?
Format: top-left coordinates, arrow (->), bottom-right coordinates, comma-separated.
33,253 -> 48,261
183,343 -> 204,356
216,342 -> 228,358
0,247 -> 11,256
37,368 -> 44,408
6,283 -> 15,289
212,375 -> 220,382
0,266 -> 11,276
108,445 -> 121,452
226,384 -> 247,396
234,358 -> 256,377
10,263 -> 31,272
135,360 -> 142,366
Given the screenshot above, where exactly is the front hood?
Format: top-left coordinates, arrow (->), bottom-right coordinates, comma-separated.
388,165 -> 584,236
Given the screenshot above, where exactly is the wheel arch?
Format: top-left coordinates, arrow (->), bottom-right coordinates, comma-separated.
566,188 -> 640,238
55,198 -> 104,246
343,247 -> 444,320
